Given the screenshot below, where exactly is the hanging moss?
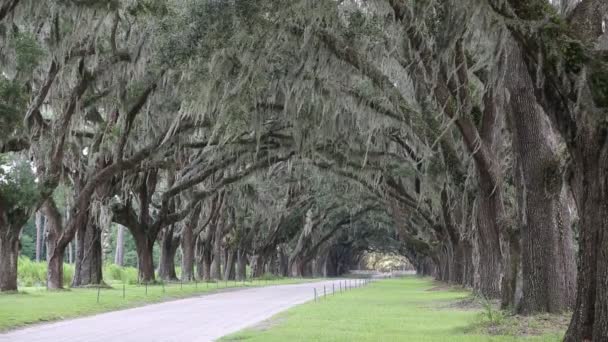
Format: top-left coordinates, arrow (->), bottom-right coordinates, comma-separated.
589,66 -> 608,108
511,0 -> 554,21
11,31 -> 45,74
561,39 -> 590,74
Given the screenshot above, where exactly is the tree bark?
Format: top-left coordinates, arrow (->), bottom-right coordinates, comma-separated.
0,224 -> 19,292
223,249 -> 236,281
72,216 -> 103,287
196,235 -> 212,281
133,232 -> 155,283
114,225 -> 124,266
42,200 -> 65,290
252,254 -> 266,278
475,171 -> 505,298
210,222 -> 223,280
158,226 -> 179,281
181,224 -> 194,281
564,129 -> 608,341
35,211 -> 45,262
506,44 -> 577,314
0,197 -> 29,291
236,249 -> 247,280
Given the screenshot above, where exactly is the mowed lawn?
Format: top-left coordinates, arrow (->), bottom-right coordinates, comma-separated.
222,277 -> 564,342
0,278 -> 312,331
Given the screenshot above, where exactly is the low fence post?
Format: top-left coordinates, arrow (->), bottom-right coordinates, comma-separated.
97,285 -> 101,303
314,288 -> 317,302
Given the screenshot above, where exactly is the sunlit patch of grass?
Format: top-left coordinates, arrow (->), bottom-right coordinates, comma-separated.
222,277 -> 565,342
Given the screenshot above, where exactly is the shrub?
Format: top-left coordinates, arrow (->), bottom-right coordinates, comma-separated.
18,257 -> 138,287
479,297 -> 505,326
17,257 -> 46,287
257,272 -> 283,281
17,257 -> 74,287
102,263 -> 139,284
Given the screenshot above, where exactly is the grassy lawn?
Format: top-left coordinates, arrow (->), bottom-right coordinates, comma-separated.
222,277 -> 565,342
0,277 -> 313,331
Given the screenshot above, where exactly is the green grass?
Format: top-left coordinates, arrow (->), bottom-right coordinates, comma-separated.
0,277 -> 314,331
222,277 -> 564,342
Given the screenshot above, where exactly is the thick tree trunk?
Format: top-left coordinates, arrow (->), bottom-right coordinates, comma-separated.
223,249 -> 235,281
507,45 -> 577,314
35,211 -> 45,262
325,253 -> 338,277
462,240 -> 475,288
564,130 -> 608,341
437,245 -> 451,282
181,225 -> 195,281
43,200 -> 65,290
46,249 -> 65,290
313,253 -> 326,277
252,254 -> 266,277
210,222 -> 223,280
114,225 -> 124,266
236,249 -> 247,281
181,205 -> 201,282
196,236 -> 212,281
278,249 -> 288,277
475,172 -> 505,299
0,226 -> 19,292
72,218 -> 103,287
68,242 -> 73,264
134,233 -> 155,283
158,227 -> 179,281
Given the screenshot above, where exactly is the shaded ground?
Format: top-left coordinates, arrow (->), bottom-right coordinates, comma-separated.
0,279 -> 350,342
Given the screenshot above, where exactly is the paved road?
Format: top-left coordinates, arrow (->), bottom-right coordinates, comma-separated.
0,279 -> 359,342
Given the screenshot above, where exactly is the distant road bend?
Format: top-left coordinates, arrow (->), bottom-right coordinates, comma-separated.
0,279 -> 352,342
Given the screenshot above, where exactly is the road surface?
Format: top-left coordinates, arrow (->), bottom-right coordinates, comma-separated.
0,279 -> 358,342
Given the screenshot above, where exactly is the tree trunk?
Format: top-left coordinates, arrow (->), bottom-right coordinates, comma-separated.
134,233 -> 155,283
72,218 -> 103,287
252,254 -> 266,278
462,240 -> 475,288
210,223 -> 223,280
475,172 -> 505,299
506,45 -> 577,313
278,248 -> 288,277
0,225 -> 19,292
223,249 -> 235,281
236,249 -> 247,281
158,227 -> 179,281
43,200 -> 65,290
181,224 -> 195,281
564,128 -> 608,341
46,248 -> 65,290
68,242 -> 73,264
114,225 -> 124,266
196,236 -> 212,281
35,211 -> 45,262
